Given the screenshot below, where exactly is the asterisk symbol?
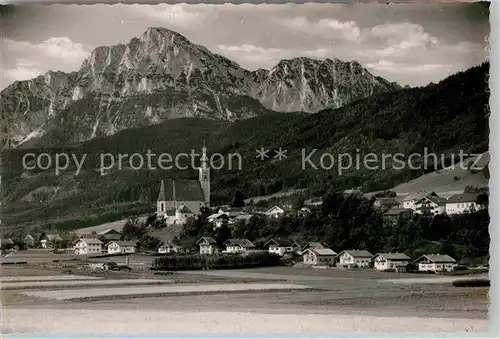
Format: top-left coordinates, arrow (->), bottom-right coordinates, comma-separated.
274,147 -> 287,161
256,147 -> 269,160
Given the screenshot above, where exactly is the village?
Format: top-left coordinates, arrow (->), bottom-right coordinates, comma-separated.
1,184 -> 488,275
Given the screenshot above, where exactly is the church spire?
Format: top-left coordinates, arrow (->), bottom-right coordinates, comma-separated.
157,180 -> 166,201
201,140 -> 208,169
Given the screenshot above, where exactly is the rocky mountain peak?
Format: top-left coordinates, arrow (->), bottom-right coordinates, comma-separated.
1,26 -> 401,148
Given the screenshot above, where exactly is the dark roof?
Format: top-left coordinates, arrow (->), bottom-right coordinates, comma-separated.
264,238 -> 294,247
97,229 -> 121,235
303,242 -> 328,250
197,237 -> 217,245
341,250 -> 373,258
402,191 -> 437,201
305,248 -> 337,256
447,193 -> 482,204
224,238 -> 255,248
384,208 -> 412,216
373,252 -> 410,260
107,241 -> 136,247
418,254 -> 456,263
417,196 -> 446,206
157,179 -> 205,202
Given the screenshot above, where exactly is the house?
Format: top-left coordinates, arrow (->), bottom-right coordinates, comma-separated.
157,241 -> 180,254
105,241 -> 136,254
337,250 -> 374,268
73,237 -> 103,255
264,239 -> 300,256
383,208 -> 413,224
372,253 -> 411,271
373,197 -> 400,211
156,143 -> 210,224
39,232 -> 62,249
224,238 -> 255,254
414,195 -> 446,215
416,254 -> 457,272
302,248 -> 337,266
446,193 -> 484,215
97,229 -> 122,242
23,234 -> 35,248
266,206 -> 286,218
197,236 -> 218,255
401,191 -> 438,210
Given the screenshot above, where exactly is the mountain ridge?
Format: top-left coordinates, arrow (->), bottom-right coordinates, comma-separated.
1,26 -> 400,148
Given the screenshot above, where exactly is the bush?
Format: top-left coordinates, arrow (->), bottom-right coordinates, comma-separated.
151,252 -> 282,271
452,278 -> 490,287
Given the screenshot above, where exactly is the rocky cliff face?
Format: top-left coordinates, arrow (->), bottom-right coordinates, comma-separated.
1,27 -> 400,148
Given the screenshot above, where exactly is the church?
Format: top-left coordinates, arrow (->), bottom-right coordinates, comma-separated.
156,143 -> 210,225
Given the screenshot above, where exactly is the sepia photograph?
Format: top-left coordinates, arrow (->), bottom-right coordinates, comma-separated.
0,1 -> 493,335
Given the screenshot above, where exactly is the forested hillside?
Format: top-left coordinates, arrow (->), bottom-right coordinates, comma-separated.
0,63 -> 489,231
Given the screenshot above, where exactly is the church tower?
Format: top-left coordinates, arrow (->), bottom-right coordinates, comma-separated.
198,141 -> 210,207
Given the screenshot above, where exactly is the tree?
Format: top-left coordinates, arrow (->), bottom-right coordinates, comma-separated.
231,190 -> 246,208
292,194 -> 305,211
215,223 -> 232,248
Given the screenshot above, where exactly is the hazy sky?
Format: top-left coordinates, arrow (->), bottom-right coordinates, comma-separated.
0,2 -> 489,89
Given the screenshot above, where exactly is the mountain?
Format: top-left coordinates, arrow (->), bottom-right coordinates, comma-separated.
1,27 -> 399,148
0,62 -> 488,232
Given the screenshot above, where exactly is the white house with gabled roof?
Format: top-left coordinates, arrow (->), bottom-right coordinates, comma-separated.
337,250 -> 373,268
372,253 -> 411,271
302,248 -> 337,266
417,254 -> 457,272
73,238 -> 103,255
105,241 -> 136,254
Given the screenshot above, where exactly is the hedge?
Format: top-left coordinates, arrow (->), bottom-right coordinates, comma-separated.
452,278 -> 490,287
151,252 -> 282,271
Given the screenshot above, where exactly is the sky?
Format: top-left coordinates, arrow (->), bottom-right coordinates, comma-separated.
0,2 -> 490,89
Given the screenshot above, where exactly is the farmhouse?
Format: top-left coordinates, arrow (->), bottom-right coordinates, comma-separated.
266,206 -> 286,218
264,239 -> 299,256
197,237 -> 218,255
414,195 -> 446,215
73,238 -> 103,255
417,254 -> 457,272
372,253 -> 411,271
224,238 -> 255,254
302,248 -> 337,266
157,241 -> 180,254
446,193 -> 483,215
400,191 -> 438,211
337,250 -> 373,268
0,238 -> 15,250
105,241 -> 136,254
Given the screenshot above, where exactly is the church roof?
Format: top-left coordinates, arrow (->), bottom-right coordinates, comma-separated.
157,179 -> 205,202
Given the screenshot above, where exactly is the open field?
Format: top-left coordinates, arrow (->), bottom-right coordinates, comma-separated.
19,283 -> 312,301
1,278 -> 174,290
73,216 -> 148,235
2,309 -> 488,334
1,260 -> 490,334
0,275 -> 101,282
